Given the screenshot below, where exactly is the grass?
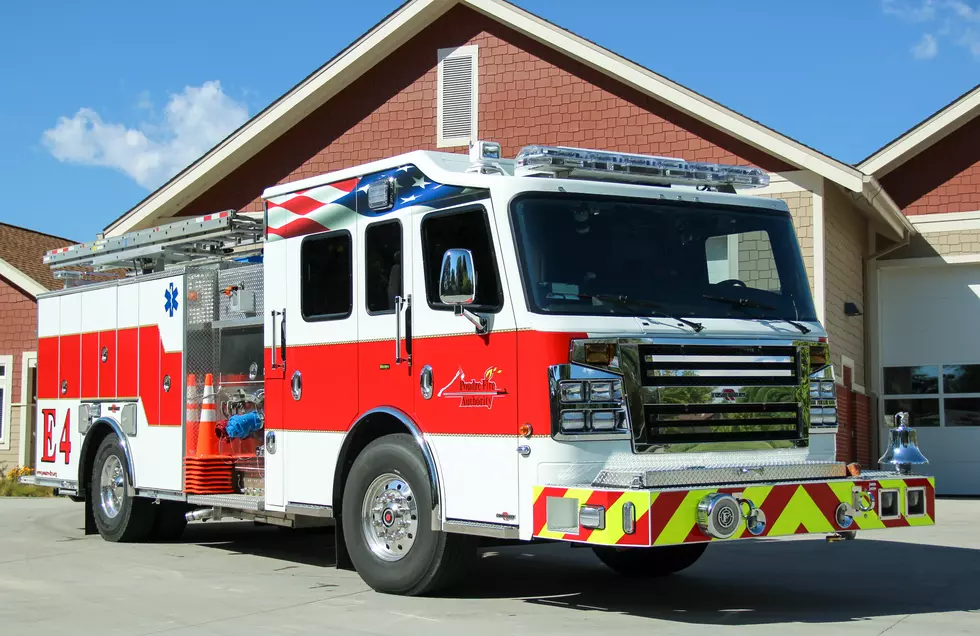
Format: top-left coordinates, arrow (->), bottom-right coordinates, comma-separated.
0,465 -> 54,497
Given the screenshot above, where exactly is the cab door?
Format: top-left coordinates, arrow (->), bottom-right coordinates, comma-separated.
409,202 -> 520,525
356,213 -> 415,416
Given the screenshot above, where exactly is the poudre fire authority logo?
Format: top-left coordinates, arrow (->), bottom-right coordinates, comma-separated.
438,366 -> 508,409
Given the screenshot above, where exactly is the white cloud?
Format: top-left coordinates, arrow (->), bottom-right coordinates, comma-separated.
883,0 -> 980,60
912,32 -> 940,57
42,81 -> 249,189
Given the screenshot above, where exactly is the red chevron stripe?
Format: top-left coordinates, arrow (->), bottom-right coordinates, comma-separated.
753,484 -> 797,538
617,506 -> 650,545
802,482 -> 847,530
648,490 -> 687,543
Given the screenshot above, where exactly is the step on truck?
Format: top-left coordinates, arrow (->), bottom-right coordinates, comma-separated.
25,141 -> 935,596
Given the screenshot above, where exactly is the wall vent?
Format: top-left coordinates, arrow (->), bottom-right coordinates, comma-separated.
437,45 -> 478,148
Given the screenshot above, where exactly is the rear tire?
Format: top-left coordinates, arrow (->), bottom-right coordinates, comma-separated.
592,543 -> 707,577
90,434 -> 156,542
341,433 -> 477,596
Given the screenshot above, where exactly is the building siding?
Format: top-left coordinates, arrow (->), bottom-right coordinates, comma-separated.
0,277 -> 37,468
882,116 -> 980,215
748,192 -> 814,296
823,183 -> 867,387
176,5 -> 791,218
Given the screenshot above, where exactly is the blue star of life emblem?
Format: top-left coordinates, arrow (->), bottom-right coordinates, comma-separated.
164,282 -> 179,317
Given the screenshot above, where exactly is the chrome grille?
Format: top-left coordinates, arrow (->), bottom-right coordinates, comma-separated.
640,344 -> 798,386
628,342 -> 804,450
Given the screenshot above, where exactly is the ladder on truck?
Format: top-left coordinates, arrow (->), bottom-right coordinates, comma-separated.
44,210 -> 264,285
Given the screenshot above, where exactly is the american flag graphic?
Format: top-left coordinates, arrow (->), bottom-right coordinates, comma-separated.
266,164 -> 484,241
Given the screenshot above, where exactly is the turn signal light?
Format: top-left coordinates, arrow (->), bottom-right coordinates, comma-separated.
585,343 -> 615,365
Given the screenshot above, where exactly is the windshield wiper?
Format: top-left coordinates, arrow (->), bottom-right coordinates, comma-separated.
702,293 -> 810,334
587,293 -> 705,332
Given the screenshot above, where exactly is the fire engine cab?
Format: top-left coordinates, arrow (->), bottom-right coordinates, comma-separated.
26,142 -> 935,596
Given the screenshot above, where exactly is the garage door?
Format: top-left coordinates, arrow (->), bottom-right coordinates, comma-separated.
880,263 -> 980,495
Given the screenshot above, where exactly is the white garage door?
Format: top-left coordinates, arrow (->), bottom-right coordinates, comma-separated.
880,263 -> 980,495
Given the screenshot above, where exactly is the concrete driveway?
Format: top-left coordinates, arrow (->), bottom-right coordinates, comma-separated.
1,497 -> 978,635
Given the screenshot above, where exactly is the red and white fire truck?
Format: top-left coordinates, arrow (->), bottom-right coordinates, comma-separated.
26,142 -> 934,596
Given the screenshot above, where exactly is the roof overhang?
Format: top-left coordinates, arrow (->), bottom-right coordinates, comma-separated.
858,85 -> 980,178
0,257 -> 48,299
104,0 -> 912,241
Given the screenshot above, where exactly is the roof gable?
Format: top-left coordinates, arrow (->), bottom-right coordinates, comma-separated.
103,0 -> 908,239
0,223 -> 74,294
859,84 -> 980,178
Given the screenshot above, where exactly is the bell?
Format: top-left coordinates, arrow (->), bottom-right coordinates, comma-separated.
878,411 -> 929,474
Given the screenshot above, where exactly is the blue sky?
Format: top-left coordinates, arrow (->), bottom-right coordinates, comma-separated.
0,0 -> 976,243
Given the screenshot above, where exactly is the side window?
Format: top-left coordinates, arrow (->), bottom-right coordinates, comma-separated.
301,231 -> 352,321
421,207 -> 502,312
365,220 -> 402,314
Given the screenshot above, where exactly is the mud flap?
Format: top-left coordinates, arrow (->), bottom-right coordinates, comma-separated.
334,516 -> 353,570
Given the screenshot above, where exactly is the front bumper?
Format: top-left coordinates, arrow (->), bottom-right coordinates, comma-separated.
532,473 -> 935,547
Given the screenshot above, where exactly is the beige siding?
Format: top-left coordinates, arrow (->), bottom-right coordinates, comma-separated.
0,405 -> 20,469
823,183 -> 867,386
919,230 -> 980,256
736,231 -> 780,290
753,192 -> 815,296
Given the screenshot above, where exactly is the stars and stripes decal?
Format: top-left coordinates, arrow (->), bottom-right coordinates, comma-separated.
265,164 -> 486,241
532,476 -> 935,546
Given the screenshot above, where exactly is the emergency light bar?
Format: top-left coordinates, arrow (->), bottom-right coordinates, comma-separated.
514,145 -> 769,189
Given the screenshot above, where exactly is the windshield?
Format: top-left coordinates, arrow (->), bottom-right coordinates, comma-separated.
509,194 -> 817,322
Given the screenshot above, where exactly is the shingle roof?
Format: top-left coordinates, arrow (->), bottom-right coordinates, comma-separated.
0,222 -> 75,292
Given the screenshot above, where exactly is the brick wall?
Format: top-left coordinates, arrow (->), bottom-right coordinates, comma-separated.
0,277 -> 37,469
177,5 -> 791,217
882,116 -> 980,215
823,183 -> 867,387
834,370 -> 873,466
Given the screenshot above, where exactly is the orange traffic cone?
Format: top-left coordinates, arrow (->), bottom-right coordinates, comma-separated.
185,374 -> 200,456
195,373 -> 219,457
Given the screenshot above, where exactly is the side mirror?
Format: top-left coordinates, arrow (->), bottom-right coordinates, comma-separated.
438,248 -> 487,333
439,248 -> 477,305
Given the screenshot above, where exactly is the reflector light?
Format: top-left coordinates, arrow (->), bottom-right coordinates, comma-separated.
515,145 -> 770,189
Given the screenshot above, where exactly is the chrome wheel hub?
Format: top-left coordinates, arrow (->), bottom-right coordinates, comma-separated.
361,473 -> 419,562
99,455 -> 125,519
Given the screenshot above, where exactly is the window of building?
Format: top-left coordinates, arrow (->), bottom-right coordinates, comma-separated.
365,220 -> 402,314
421,207 -> 502,312
883,363 -> 980,427
437,45 -> 478,148
301,231 -> 352,321
0,357 -> 10,448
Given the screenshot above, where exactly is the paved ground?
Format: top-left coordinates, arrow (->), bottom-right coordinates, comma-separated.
1,497 -> 979,635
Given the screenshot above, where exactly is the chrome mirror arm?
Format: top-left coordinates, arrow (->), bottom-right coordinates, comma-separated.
455,304 -> 488,334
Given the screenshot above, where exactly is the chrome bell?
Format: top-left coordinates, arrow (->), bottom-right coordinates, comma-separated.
878,411 -> 929,475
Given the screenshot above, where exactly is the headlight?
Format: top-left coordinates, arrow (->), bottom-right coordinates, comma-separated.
808,365 -> 838,428
588,380 -> 623,402
560,411 -> 586,431
560,382 -> 585,402
590,410 -> 619,431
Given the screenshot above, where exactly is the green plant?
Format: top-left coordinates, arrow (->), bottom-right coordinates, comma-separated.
0,463 -> 54,497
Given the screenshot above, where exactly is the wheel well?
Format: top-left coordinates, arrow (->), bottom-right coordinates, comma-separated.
332,412 -> 406,519
78,420 -> 132,498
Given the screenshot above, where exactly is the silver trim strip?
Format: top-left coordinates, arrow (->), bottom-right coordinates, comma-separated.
443,519 -> 519,539
285,503 -> 334,518
135,488 -> 186,502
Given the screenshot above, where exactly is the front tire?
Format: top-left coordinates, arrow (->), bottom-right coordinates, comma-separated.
341,434 -> 476,596
592,543 -> 707,577
90,434 -> 156,542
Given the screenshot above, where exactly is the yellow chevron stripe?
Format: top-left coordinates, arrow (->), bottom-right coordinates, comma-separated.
584,490 -> 652,545
654,488 -> 712,545
767,486 -> 835,536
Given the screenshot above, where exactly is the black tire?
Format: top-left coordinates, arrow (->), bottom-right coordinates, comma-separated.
90,434 -> 156,542
341,433 -> 477,596
150,501 -> 188,542
592,543 -> 707,577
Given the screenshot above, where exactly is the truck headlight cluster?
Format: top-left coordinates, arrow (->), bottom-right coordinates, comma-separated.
557,380 -> 627,434
808,370 -> 838,427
